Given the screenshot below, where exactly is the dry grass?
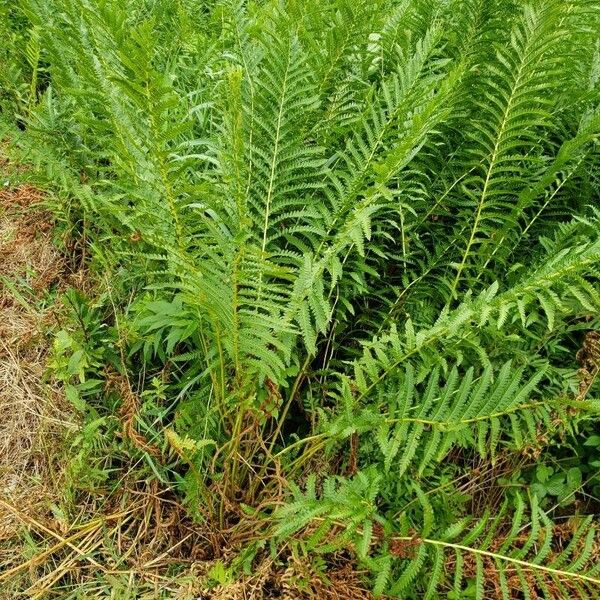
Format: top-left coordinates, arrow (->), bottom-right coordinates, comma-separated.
203,558 -> 375,600
0,173 -> 76,598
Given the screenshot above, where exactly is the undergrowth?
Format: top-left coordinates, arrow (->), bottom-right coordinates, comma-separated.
1,0 -> 600,597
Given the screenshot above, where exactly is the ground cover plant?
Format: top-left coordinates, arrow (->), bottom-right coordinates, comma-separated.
1,0 -> 600,597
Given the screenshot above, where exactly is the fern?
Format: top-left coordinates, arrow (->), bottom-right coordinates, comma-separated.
4,0 -> 600,596
451,2 -> 570,292
323,359 -> 598,477
277,481 -> 600,599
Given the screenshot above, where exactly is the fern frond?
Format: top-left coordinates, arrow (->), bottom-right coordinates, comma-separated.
277,483 -> 600,599
451,1 -> 570,292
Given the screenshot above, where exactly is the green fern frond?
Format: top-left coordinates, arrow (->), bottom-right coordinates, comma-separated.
451,1 -> 571,293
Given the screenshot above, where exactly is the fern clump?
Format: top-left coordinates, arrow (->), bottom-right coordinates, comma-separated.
2,0 -> 600,596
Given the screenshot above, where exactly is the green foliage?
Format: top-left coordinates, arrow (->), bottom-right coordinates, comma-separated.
279,481 -> 600,599
2,0 -> 600,596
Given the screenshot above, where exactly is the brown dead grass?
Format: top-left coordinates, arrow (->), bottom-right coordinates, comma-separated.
202,560 -> 374,600
577,330 -> 600,400
0,177 -> 76,596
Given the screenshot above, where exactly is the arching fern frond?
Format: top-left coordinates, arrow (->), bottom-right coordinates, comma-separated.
392,496 -> 600,599
451,1 -> 570,293
323,360 -> 596,477
276,479 -> 600,599
344,218 -> 599,404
